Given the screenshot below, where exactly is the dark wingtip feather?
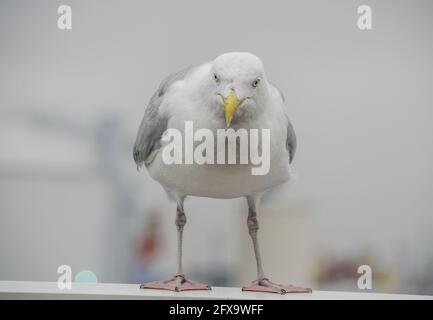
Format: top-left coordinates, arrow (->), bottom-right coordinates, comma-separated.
133,147 -> 140,164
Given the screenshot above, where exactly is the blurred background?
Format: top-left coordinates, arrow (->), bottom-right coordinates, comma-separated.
1,0 -> 433,295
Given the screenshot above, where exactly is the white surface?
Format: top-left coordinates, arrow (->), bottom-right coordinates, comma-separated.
0,281 -> 432,300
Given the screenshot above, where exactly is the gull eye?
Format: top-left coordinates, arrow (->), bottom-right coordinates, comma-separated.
213,73 -> 219,83
252,78 -> 261,88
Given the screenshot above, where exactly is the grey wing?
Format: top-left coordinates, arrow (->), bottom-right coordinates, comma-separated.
133,65 -> 196,168
270,82 -> 296,163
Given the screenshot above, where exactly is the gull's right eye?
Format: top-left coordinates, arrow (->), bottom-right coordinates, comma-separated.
214,73 -> 219,83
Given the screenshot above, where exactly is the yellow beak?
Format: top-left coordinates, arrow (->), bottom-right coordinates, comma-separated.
223,90 -> 244,127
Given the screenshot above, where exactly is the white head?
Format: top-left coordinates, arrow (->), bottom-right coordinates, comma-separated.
209,52 -> 268,127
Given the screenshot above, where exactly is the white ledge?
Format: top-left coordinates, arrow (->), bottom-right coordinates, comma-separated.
0,281 -> 432,300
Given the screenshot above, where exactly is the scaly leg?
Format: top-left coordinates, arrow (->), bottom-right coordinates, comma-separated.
242,196 -> 312,294
140,202 -> 211,292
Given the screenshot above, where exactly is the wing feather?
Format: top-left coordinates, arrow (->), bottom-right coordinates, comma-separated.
270,82 -> 297,163
133,65 -> 195,168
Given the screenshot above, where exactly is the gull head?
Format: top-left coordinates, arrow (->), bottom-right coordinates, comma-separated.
210,52 -> 267,127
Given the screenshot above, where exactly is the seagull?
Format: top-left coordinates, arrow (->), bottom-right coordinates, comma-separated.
133,52 -> 311,294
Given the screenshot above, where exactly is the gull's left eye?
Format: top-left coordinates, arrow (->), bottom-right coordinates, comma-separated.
252,78 -> 260,88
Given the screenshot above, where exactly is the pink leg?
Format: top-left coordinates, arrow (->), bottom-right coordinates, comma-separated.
140,203 -> 211,292
242,196 -> 312,295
